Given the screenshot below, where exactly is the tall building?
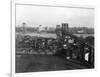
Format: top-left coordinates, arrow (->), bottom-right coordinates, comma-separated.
56,25 -> 61,37
22,22 -> 26,34
62,23 -> 68,37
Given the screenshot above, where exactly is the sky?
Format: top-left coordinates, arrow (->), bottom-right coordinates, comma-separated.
16,5 -> 94,28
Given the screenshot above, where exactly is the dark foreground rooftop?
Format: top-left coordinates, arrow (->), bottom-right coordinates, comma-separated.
16,54 -> 92,73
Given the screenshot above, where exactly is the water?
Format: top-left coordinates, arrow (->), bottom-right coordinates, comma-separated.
16,32 -> 94,39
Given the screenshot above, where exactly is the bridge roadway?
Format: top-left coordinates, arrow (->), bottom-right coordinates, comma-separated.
16,54 -> 89,73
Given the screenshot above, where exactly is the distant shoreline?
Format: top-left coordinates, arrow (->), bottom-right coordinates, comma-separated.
16,32 -> 94,39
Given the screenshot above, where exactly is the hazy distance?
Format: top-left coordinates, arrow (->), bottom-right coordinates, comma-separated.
16,5 -> 94,28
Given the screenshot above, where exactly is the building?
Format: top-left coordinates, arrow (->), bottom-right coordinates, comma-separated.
62,23 -> 69,38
